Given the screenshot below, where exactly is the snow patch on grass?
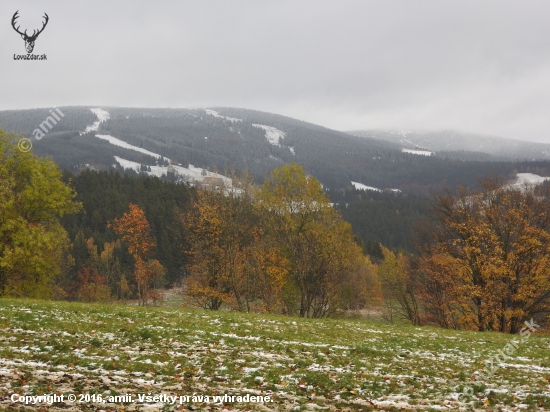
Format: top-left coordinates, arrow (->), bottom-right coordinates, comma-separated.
1,301 -> 548,410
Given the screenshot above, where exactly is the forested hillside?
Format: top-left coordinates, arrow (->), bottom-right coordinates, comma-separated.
60,170 -> 193,290
330,189 -> 428,253
4,106 -> 550,278
0,107 -> 96,134
3,106 -> 548,195
350,129 -> 550,161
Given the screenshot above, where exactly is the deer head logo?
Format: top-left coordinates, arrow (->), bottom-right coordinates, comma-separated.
11,11 -> 49,54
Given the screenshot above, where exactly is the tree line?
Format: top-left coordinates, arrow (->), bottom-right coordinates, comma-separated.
3,127 -> 550,330
1,131 -> 379,315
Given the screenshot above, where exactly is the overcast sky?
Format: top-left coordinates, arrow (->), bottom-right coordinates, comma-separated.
1,1 -> 549,142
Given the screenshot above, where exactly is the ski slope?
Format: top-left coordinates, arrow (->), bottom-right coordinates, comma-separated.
351,181 -> 382,192
84,108 -> 232,186
402,148 -> 433,156
351,181 -> 401,193
97,135 -> 170,162
252,124 -> 286,147
83,108 -> 170,161
81,108 -> 110,134
114,156 -> 232,186
205,109 -> 242,123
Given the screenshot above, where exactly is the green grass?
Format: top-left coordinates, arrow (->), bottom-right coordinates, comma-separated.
0,299 -> 549,411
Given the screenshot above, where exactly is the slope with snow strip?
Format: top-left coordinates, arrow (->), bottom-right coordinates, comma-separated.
507,173 -> 550,190
402,148 -> 432,156
84,108 -> 171,162
351,181 -> 382,192
81,108 -> 110,134
252,123 -> 295,155
85,108 -> 232,184
114,156 -> 232,186
205,109 -> 242,123
113,156 -> 140,173
351,181 -> 401,193
96,134 -> 170,162
252,124 -> 285,147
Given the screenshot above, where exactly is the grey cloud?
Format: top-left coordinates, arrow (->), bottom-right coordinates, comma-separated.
0,0 -> 549,142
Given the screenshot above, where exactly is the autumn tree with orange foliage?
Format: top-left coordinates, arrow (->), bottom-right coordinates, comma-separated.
76,266 -> 111,303
110,203 -> 165,305
182,180 -> 286,312
417,178 -> 550,332
59,233 -> 132,302
183,165 -> 380,316
412,252 -> 464,329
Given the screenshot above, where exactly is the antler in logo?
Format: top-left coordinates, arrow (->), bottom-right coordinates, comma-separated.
11,11 -> 49,54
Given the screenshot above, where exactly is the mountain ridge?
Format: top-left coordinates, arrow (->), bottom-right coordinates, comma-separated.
1,106 -> 549,195
347,129 -> 550,161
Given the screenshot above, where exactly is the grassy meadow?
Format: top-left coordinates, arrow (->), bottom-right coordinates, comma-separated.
0,299 -> 549,411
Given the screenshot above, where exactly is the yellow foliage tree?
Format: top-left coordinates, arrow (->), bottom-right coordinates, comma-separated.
259,163 -> 368,318
182,180 -> 285,311
0,130 -> 81,298
378,247 -> 421,325
421,178 -> 550,332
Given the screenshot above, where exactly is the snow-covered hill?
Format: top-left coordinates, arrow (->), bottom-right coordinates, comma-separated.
3,105 -> 548,195
82,109 -> 233,186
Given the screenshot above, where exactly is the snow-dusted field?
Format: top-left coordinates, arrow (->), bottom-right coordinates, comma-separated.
0,299 -> 548,411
